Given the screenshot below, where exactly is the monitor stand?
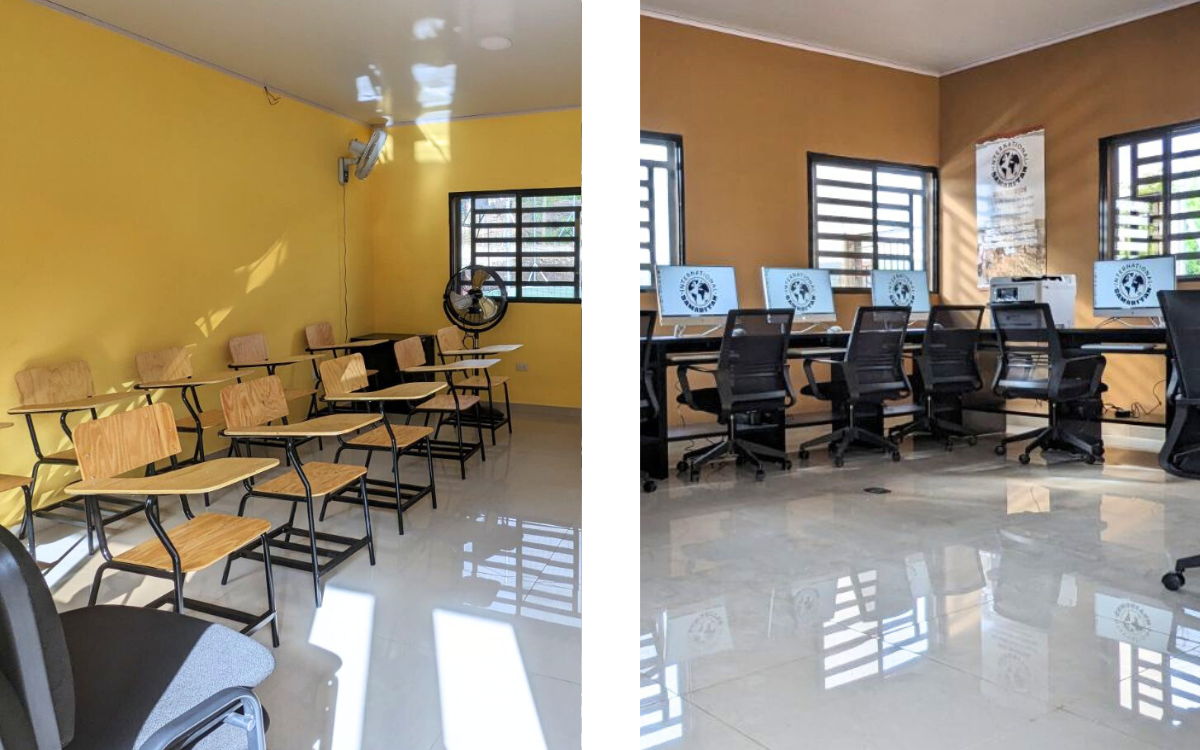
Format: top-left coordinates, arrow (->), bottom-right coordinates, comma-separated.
1097,316 -> 1164,329
672,324 -> 723,338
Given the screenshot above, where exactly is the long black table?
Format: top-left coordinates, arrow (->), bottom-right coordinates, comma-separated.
642,326 -> 1171,480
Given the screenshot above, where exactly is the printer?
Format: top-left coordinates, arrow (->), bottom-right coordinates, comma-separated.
988,275 -> 1076,328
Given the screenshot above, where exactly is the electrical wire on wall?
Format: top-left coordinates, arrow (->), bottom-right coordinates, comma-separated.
342,181 -> 350,341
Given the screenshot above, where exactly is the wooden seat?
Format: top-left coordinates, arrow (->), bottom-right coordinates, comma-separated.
175,409 -> 225,431
457,375 -> 510,389
347,425 -> 434,449
44,448 -> 77,463
253,462 -> 368,497
416,393 -> 480,412
114,514 -> 271,573
0,475 -> 32,494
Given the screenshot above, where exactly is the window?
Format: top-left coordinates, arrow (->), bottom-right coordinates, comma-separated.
1101,118 -> 1200,278
808,153 -> 939,291
640,132 -> 684,289
451,188 -> 582,302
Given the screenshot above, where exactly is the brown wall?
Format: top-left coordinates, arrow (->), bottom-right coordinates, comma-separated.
641,16 -> 940,320
939,2 -> 1200,409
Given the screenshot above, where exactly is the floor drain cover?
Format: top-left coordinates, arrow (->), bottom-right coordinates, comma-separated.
863,487 -> 892,494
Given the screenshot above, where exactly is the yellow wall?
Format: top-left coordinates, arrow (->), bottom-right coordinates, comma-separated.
0,0 -> 375,523
369,110 -> 582,409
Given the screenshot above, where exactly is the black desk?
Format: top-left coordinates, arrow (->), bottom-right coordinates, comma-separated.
642,327 -> 1171,480
351,332 -> 436,413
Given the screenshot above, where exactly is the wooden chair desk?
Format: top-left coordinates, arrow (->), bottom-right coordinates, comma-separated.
0,421 -> 36,557
65,402 -> 280,645
434,327 -> 519,443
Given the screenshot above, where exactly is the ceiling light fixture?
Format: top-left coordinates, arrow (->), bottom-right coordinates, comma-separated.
478,36 -> 512,51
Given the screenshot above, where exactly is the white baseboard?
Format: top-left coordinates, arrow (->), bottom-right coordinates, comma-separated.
1005,415 -> 1163,454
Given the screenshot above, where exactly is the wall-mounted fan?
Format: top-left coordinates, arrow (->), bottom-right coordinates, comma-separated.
337,128 -> 387,184
443,265 -> 509,349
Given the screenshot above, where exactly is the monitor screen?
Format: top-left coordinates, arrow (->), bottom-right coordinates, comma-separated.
870,270 -> 931,314
655,265 -> 740,321
1093,256 -> 1176,314
761,267 -> 835,318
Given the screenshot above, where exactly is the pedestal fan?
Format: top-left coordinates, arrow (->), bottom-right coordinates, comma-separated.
443,265 -> 510,349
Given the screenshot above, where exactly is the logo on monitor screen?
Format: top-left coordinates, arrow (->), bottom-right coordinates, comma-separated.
784,272 -> 817,312
887,274 -> 916,306
1114,262 -> 1153,306
679,270 -> 719,313
991,141 -> 1028,187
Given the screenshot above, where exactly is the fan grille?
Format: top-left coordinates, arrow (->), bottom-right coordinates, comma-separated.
444,265 -> 509,334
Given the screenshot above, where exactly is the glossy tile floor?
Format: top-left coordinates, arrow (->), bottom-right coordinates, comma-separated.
34,406 -> 581,750
642,430 -> 1200,750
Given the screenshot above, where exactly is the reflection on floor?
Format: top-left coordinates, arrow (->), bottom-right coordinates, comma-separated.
641,433 -> 1200,749
36,406 -> 581,750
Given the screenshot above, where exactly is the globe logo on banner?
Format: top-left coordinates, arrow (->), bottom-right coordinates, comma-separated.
887,274 -> 915,306
679,269 -> 719,313
1114,262 -> 1153,306
991,141 -> 1029,187
784,272 -> 816,311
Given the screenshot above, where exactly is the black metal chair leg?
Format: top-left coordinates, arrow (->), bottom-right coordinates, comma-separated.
87,562 -> 111,606
476,404 -> 487,462
425,439 -> 437,509
20,485 -> 35,557
391,450 -> 404,536
359,480 -> 376,565
260,535 -> 279,648
504,382 -> 512,434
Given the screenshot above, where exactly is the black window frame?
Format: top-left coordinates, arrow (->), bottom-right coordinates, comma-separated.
449,187 -> 582,304
640,131 -> 686,290
1099,117 -> 1200,280
807,152 -> 940,293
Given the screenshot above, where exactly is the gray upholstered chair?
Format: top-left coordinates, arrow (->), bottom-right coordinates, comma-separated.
0,525 -> 274,749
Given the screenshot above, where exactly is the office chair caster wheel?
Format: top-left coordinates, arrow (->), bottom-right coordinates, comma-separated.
891,450 -> 901,462
688,469 -> 700,483
677,460 -> 689,472
994,445 -> 1006,456
833,456 -> 844,468
782,460 -> 793,471
1018,453 -> 1031,465
945,441 -> 954,452
967,436 -> 978,447
643,479 -> 657,492
798,449 -> 809,461
1084,454 -> 1097,465
1164,572 -> 1186,591
755,469 -> 765,482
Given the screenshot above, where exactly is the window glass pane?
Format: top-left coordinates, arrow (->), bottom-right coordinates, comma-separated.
640,142 -> 669,161
1174,156 -> 1200,174
1138,139 -> 1164,159
815,164 -> 871,183
640,133 -> 683,287
876,170 -> 922,190
1173,131 -> 1200,154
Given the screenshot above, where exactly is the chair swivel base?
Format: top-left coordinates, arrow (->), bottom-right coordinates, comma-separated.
994,424 -> 1103,465
677,432 -> 791,483
1163,554 -> 1200,591
800,423 -> 900,468
888,398 -> 978,452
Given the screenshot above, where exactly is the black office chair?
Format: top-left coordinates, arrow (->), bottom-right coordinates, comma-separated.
798,306 -> 911,467
889,305 -> 984,451
676,308 -> 796,482
991,303 -> 1105,464
641,310 -> 660,493
0,525 -> 273,750
1157,291 -> 1200,591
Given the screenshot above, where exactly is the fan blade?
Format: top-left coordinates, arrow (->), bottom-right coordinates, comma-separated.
470,268 -> 489,290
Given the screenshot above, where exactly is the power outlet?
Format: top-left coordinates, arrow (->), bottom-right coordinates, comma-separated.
516,362 -> 529,372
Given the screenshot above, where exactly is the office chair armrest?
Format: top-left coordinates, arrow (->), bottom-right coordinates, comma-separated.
676,364 -> 712,409
801,357 -> 841,401
139,686 -> 266,750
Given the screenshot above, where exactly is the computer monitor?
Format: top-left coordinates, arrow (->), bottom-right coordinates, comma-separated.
761,267 -> 836,322
655,265 -> 740,328
1093,256 -> 1176,318
870,270 -> 931,315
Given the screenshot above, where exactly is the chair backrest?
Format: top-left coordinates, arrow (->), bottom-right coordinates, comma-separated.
435,326 -> 464,358
319,354 -> 369,397
716,309 -> 794,412
220,376 -> 290,429
640,310 -> 658,418
991,303 -> 1062,386
922,305 -> 984,386
1159,290 -> 1200,400
394,337 -> 427,371
0,525 -> 75,749
73,403 -> 182,481
135,346 -> 194,383
305,322 -> 334,350
844,307 -> 911,393
15,360 -> 94,406
228,333 -> 270,364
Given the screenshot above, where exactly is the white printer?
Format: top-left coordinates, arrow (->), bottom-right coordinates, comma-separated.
988,275 -> 1076,328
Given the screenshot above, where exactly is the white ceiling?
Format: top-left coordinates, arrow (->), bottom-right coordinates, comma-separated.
642,0 -> 1198,75
39,0 -> 581,125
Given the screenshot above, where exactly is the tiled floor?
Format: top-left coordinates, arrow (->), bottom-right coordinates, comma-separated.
641,430 -> 1200,750
33,406 -> 581,750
